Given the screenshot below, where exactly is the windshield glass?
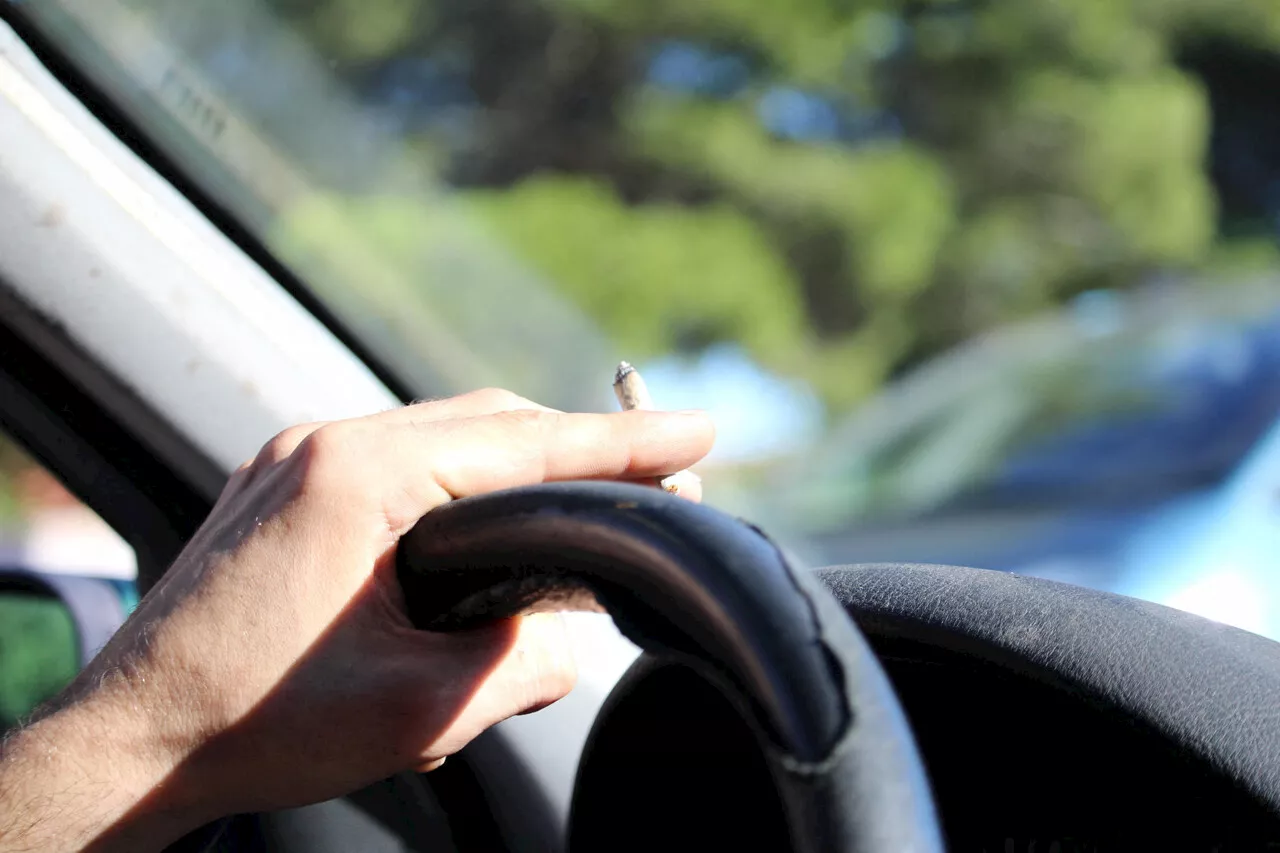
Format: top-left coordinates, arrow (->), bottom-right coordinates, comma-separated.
13,0 -> 1280,633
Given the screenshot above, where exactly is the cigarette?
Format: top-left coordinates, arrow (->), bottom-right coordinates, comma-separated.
612,361 -> 653,411
613,361 -> 701,497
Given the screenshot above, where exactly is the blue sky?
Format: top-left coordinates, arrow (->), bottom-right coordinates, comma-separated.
635,344 -> 824,464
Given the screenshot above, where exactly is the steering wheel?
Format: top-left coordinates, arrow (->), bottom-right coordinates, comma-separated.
394,481 -> 944,853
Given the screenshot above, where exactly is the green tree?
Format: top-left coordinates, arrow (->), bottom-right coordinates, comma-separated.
249,0 -> 1280,411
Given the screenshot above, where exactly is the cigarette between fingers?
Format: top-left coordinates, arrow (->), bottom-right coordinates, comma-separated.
613,361 -> 702,497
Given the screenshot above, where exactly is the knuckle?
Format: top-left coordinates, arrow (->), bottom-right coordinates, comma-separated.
469,387 -> 528,410
294,424 -> 360,490
300,423 -> 354,461
257,425 -> 312,465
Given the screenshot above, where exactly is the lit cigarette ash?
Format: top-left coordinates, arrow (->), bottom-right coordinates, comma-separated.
612,361 -> 652,410
613,361 -> 701,497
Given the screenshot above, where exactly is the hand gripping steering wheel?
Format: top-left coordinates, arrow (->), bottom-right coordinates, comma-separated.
396,481 -> 944,853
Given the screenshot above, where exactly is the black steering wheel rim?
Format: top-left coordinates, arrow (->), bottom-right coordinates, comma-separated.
396,481 -> 944,853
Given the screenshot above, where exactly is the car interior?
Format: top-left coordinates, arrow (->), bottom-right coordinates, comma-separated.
8,295 -> 1280,852
3,2 -> 1280,852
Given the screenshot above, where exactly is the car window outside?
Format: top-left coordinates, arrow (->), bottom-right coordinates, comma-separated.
10,0 -> 1280,637
0,433 -> 137,730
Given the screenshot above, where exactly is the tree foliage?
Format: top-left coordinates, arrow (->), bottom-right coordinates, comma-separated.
257,0 -> 1280,411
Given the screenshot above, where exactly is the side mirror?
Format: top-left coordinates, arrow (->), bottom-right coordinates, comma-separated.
0,570 -> 127,730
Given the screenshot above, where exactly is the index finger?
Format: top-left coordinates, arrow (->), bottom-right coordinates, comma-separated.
371,409 -> 715,533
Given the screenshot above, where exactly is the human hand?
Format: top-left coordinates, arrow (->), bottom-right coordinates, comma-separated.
0,389 -> 714,852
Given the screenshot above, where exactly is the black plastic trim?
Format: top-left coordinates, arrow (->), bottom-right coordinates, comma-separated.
0,287 -> 211,589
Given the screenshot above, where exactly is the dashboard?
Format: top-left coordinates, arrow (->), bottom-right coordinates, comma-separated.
878,636 -> 1278,852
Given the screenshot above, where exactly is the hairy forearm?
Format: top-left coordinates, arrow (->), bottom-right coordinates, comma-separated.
0,692 -> 196,853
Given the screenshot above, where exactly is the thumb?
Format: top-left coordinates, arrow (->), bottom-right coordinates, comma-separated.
412,613 -> 578,767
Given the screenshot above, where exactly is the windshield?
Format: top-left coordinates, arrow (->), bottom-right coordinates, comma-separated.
13,0 -> 1280,632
